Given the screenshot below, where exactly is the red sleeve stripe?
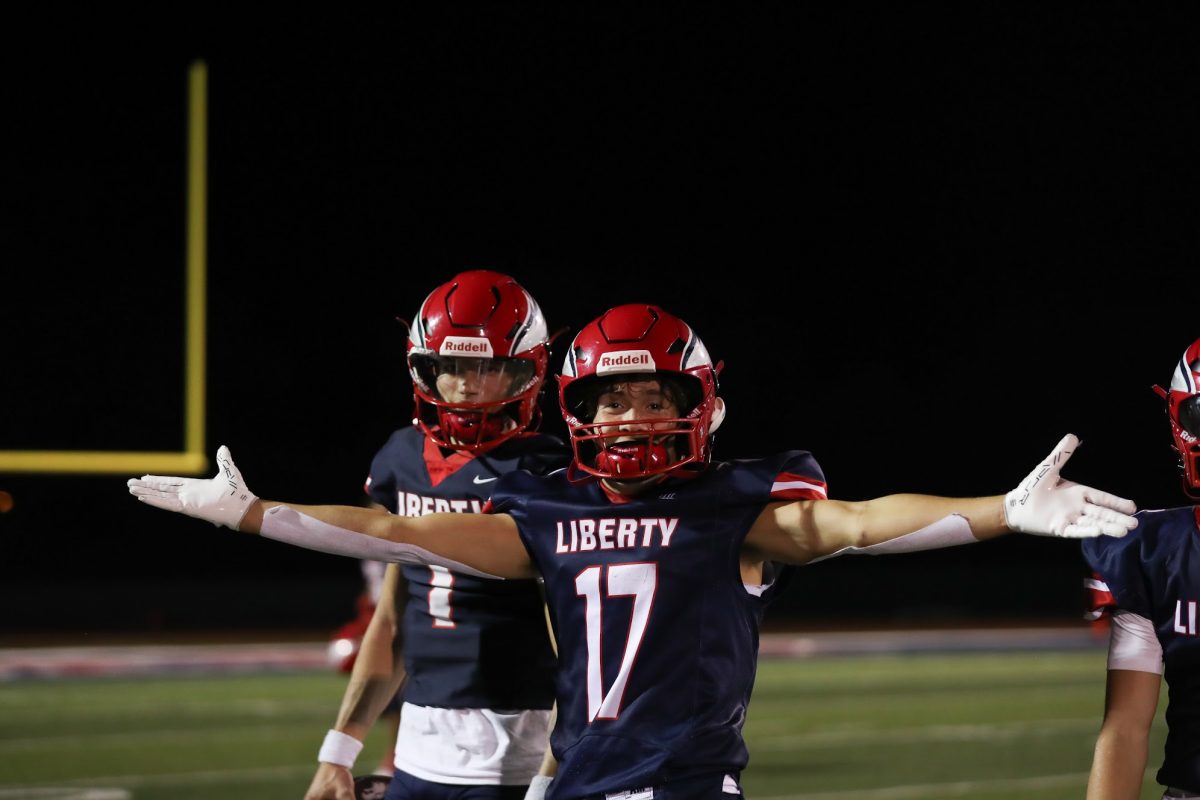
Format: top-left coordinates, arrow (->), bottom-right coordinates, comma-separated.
1084,575 -> 1115,620
481,499 -> 495,514
770,479 -> 828,501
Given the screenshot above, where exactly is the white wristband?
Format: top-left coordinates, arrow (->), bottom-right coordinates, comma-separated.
317,729 -> 363,768
524,775 -> 553,800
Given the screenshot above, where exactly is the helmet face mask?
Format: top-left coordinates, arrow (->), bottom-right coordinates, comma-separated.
1158,338 -> 1200,499
564,372 -> 705,479
1177,394 -> 1200,440
407,271 -> 549,452
558,305 -> 722,481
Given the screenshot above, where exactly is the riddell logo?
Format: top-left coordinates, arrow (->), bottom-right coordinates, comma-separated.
440,337 -> 494,357
595,350 -> 656,375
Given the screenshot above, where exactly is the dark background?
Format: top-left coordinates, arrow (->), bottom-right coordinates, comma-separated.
3,10 -> 1197,639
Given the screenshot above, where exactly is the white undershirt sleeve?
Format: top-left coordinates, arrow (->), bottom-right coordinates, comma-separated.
808,514 -> 977,565
259,506 -> 503,579
1108,611 -> 1164,674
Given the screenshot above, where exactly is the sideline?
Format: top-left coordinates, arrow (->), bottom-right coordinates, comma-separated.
0,627 -> 1105,681
0,790 -> 132,799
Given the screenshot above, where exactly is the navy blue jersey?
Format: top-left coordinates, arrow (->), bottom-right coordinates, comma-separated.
1083,506 -> 1200,792
365,426 -> 568,710
489,451 -> 826,798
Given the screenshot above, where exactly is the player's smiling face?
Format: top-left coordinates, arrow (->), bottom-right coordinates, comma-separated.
591,379 -> 682,494
592,379 -> 680,444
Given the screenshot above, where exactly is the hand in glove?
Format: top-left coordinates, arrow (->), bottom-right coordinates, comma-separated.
127,445 -> 257,529
1004,434 -> 1136,538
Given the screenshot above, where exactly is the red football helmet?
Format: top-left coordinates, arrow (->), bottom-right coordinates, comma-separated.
1154,337 -> 1200,499
407,270 -> 549,451
558,304 -> 725,480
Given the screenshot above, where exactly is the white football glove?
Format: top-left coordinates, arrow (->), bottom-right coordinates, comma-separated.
1004,434 -> 1136,538
523,776 -> 553,800
127,445 -> 258,529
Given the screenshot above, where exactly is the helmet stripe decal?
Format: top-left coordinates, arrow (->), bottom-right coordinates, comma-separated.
510,288 -> 536,354
681,327 -> 697,370
413,289 -> 437,349
565,341 -> 578,377
1184,353 -> 1198,394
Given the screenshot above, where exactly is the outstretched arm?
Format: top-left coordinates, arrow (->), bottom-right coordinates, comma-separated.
128,446 -> 536,579
744,434 -> 1137,564
254,502 -> 534,578
745,494 -> 1004,564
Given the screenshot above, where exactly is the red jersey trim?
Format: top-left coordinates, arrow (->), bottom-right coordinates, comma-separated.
770,472 -> 828,501
422,436 -> 475,488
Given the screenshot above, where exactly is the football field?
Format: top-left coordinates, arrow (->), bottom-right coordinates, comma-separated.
0,649 -> 1167,800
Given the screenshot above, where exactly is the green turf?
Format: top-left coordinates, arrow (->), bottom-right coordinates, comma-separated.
0,650 -> 1170,799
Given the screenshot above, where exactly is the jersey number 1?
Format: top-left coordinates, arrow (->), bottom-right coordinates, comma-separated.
429,566 -> 455,629
574,563 -> 657,721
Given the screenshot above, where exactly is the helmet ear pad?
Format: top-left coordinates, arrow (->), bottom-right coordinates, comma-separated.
709,397 -> 726,435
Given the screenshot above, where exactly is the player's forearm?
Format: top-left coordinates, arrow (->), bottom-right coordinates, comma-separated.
1086,724 -> 1149,800
334,673 -> 406,741
245,501 -> 534,579
856,494 -> 1008,544
334,622 -> 407,738
240,500 -> 402,539
240,501 -> 502,577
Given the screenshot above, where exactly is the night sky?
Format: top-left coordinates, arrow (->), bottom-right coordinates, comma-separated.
3,10 -> 1198,636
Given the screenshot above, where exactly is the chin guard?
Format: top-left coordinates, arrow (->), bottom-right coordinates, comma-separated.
594,441 -> 672,477
438,409 -> 511,447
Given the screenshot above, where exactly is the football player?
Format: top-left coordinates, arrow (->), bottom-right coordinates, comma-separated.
306,271 -> 568,800
132,304 -> 1138,800
1083,338 -> 1200,800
